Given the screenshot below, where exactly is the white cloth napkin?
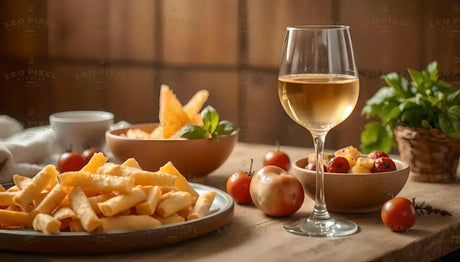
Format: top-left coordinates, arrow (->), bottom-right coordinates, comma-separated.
0,115 -> 24,139
0,124 -> 60,183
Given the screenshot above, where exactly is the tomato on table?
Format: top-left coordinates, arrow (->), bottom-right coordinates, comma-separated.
263,148 -> 290,171
82,147 -> 99,164
226,159 -> 254,204
226,171 -> 253,204
381,197 -> 417,232
57,152 -> 86,173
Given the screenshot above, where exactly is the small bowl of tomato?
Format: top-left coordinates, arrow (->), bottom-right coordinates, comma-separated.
292,156 -> 410,213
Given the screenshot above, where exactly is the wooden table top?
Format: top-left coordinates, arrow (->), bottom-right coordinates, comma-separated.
1,143 -> 459,261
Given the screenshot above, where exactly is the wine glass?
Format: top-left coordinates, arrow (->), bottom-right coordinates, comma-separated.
278,25 -> 359,237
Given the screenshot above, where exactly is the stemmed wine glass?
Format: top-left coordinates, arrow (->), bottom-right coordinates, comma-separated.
278,25 -> 359,237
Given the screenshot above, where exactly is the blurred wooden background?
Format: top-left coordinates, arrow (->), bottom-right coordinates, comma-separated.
1,0 -> 459,151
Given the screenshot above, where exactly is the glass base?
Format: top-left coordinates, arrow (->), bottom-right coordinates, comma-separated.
283,217 -> 358,237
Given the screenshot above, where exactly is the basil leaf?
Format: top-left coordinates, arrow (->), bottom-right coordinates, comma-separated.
433,80 -> 451,93
360,122 -> 394,154
178,124 -> 209,139
447,90 -> 460,106
215,120 -> 239,136
408,68 -> 424,87
382,101 -> 401,123
439,112 -> 460,139
201,106 -> 219,134
427,61 -> 439,81
400,107 -> 424,127
361,87 -> 395,117
383,73 -> 410,97
448,105 -> 460,118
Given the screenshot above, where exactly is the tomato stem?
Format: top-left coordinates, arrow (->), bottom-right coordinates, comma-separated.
248,158 -> 254,176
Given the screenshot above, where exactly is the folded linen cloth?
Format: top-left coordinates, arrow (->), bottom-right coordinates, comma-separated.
0,115 -> 24,139
0,125 -> 60,183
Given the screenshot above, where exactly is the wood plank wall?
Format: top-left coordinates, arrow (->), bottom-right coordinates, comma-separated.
1,0 -> 459,151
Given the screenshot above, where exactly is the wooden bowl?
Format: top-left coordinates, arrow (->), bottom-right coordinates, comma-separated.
106,124 -> 238,179
292,158 -> 410,213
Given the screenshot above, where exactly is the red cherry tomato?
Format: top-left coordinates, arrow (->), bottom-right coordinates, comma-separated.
57,152 -> 85,173
381,197 -> 417,232
82,147 -> 99,164
368,150 -> 389,159
226,171 -> 252,204
263,150 -> 290,171
371,157 -> 397,173
327,156 -> 350,173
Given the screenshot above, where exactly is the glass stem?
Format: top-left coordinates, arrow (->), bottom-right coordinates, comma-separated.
311,134 -> 331,220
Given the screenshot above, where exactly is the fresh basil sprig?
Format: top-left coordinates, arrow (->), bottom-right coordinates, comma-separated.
361,61 -> 460,153
178,106 -> 239,139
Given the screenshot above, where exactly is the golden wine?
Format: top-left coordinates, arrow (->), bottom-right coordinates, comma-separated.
278,74 -> 359,134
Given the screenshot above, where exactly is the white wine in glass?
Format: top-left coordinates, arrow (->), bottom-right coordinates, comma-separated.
278,25 -> 359,237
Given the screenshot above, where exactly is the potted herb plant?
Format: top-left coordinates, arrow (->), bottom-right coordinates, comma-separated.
361,62 -> 460,183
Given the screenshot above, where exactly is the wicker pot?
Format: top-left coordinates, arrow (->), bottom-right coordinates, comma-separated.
393,126 -> 460,183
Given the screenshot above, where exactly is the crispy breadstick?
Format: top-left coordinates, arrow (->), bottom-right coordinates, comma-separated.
135,186 -> 161,215
98,188 -> 146,217
187,191 -> 216,220
33,190 -> 49,207
156,191 -> 192,218
153,213 -> 185,225
177,206 -> 193,218
96,163 -> 123,176
68,187 -> 100,232
0,192 -> 16,206
121,167 -> 176,186
6,205 -> 21,211
121,158 -> 142,169
80,152 -> 108,173
33,213 -> 61,234
0,185 -> 5,192
13,165 -> 56,209
0,209 -> 33,227
88,193 -> 115,216
12,175 -> 32,190
53,207 -> 77,221
69,219 -> 84,232
99,215 -> 161,232
6,186 -> 19,192
32,184 -> 67,215
59,172 -> 134,194
159,162 -> 199,201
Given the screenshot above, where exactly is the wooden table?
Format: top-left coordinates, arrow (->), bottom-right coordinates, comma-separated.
1,143 -> 459,261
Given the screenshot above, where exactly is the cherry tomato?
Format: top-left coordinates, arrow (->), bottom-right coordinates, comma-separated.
82,147 -> 99,164
381,197 -> 417,232
263,150 -> 290,171
371,157 -> 397,173
368,150 -> 389,159
226,171 -> 252,204
57,152 -> 85,172
327,156 -> 349,173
